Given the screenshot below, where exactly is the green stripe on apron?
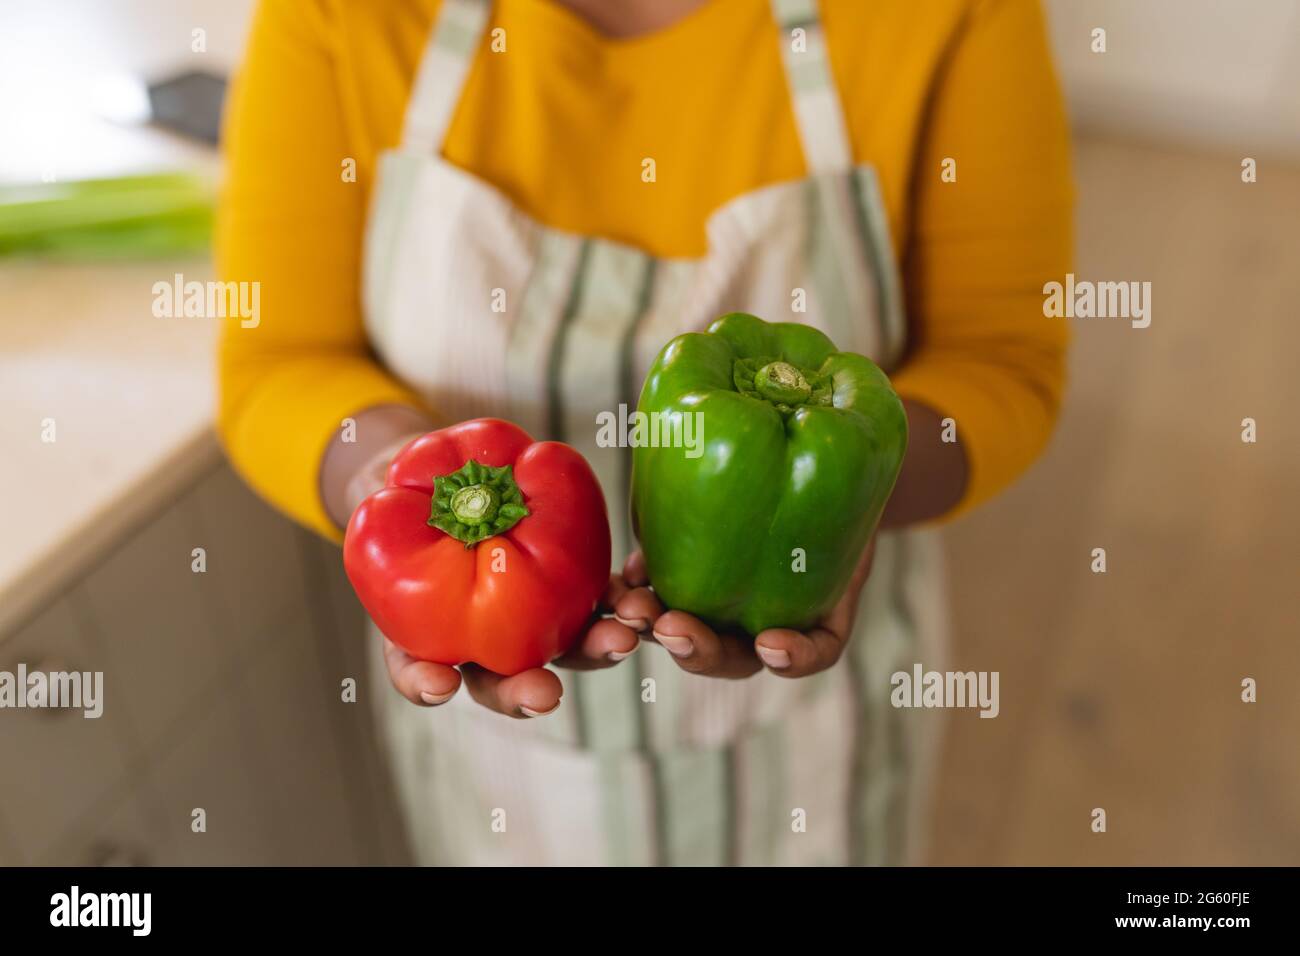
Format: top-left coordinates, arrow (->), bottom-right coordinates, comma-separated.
542,239 -> 682,863
883,534 -> 913,863
619,258 -> 658,551
849,166 -> 907,370
429,707 -> 496,863
507,231 -> 587,747
541,236 -> 593,747
556,241 -> 647,757
595,751 -> 656,866
615,257 -> 676,867
507,231 -> 584,437
545,239 -> 592,443
804,177 -> 855,350
806,173 -> 886,358
844,532 -> 915,865
655,745 -> 736,866
734,718 -> 788,865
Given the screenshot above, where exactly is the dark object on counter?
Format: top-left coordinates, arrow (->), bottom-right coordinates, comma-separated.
148,70 -> 227,145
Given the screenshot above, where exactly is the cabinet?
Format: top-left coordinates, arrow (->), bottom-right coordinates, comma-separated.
0,461 -> 410,865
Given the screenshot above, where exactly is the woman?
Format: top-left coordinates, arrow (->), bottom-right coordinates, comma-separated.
217,0 -> 1071,865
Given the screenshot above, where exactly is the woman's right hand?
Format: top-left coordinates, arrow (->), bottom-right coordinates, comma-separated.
327,406 -> 644,718
380,566 -> 647,718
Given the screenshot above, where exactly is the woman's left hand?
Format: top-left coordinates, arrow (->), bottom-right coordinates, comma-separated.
380,570 -> 645,718
610,538 -> 878,679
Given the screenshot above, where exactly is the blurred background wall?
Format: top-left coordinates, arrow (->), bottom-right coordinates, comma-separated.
1,0 -> 1296,865
933,0 -> 1300,864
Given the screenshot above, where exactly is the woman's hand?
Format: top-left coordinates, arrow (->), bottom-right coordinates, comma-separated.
612,539 -> 878,679
323,405 -> 435,529
381,571 -> 646,717
329,409 -> 644,718
376,531 -> 873,712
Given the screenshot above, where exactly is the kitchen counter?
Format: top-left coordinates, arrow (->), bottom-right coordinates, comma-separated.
0,257 -> 221,637
0,0 -> 248,640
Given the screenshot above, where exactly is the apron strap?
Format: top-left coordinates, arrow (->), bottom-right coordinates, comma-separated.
401,0 -> 493,154
769,0 -> 854,174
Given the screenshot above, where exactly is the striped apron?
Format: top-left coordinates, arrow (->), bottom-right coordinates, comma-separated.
362,0 -> 948,866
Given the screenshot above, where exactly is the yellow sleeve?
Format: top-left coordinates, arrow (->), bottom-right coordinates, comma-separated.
215,0 -> 424,540
889,0 -> 1073,518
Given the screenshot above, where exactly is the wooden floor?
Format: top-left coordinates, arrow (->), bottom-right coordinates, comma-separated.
926,136 -> 1300,865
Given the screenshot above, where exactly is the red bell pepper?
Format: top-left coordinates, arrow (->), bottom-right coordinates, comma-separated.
344,418 -> 611,675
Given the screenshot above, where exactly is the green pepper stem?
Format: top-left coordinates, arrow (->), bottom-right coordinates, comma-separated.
450,484 -> 500,524
754,361 -> 812,405
428,459 -> 530,547
733,355 -> 832,414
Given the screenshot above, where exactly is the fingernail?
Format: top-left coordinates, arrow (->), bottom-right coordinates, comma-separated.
614,615 -> 649,631
520,702 -> 560,718
756,645 -> 791,670
654,632 -> 694,658
420,690 -> 456,706
607,645 -> 639,662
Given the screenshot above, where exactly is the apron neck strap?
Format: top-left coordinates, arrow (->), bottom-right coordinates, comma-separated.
770,0 -> 854,174
401,0 -> 493,153
402,0 -> 853,171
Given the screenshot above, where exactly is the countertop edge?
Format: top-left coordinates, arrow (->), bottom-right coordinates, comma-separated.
0,426 -> 224,641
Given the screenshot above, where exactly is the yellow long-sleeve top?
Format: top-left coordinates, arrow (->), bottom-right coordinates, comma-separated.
217,0 -> 1072,541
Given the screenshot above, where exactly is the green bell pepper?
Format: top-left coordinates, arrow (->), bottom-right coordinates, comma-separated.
631,312 -> 908,636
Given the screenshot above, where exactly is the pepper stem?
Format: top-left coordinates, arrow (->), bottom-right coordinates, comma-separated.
732,355 -> 834,415
754,361 -> 812,405
451,484 -> 500,524
428,459 -> 529,547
